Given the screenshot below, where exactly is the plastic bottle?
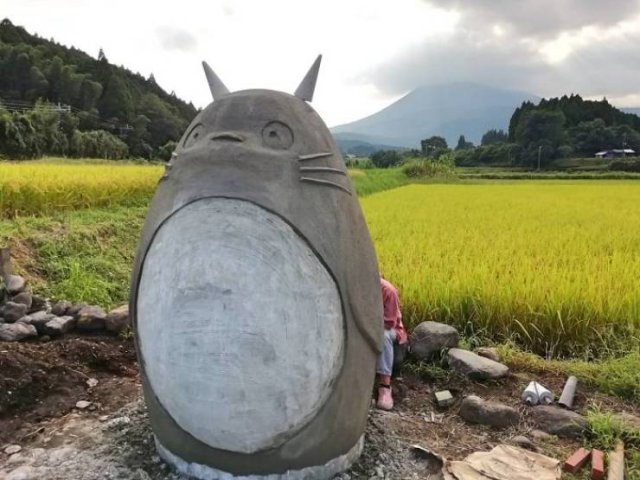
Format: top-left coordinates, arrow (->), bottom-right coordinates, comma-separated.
536,383 -> 554,404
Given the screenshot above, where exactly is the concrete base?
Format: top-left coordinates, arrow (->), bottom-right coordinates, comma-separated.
154,435 -> 364,480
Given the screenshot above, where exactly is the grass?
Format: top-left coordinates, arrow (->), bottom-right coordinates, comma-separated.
361,182 -> 640,356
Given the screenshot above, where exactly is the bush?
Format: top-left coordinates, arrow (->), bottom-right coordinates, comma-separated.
402,155 -> 455,178
609,158 -> 640,172
370,150 -> 402,168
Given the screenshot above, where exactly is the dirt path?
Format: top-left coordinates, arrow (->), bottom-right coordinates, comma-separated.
1,336 -> 638,479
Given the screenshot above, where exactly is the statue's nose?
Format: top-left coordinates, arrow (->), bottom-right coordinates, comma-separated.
210,132 -> 244,143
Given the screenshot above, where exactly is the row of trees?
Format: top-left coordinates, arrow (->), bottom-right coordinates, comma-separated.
0,18 -> 196,160
0,104 -> 130,159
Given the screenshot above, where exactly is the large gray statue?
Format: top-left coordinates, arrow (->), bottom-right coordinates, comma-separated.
130,56 -> 383,479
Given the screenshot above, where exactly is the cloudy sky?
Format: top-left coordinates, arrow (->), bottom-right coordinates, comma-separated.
3,0 -> 640,126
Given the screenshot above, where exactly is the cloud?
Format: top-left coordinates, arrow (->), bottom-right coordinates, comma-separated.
156,26 -> 198,52
366,1 -> 640,104
426,0 -> 640,38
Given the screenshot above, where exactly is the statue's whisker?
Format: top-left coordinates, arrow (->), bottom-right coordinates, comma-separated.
298,152 -> 333,161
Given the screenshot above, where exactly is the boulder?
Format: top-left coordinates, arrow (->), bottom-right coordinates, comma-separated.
51,300 -> 73,316
76,305 -> 106,331
2,302 -> 29,323
11,292 -> 32,310
530,405 -> 588,439
5,274 -> 26,295
511,435 -> 537,451
459,395 -> 520,428
0,322 -> 37,341
475,347 -> 500,362
448,348 -> 509,381
44,316 -> 76,335
29,294 -> 49,313
105,304 -> 129,333
409,321 -> 459,359
68,303 -> 89,318
25,311 -> 56,334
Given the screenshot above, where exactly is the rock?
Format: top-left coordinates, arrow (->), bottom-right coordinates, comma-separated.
448,348 -> 510,380
98,415 -> 109,422
409,321 -> 459,359
2,301 -> 29,323
76,305 -> 106,331
530,405 -> 588,439
24,311 -> 56,334
67,303 -> 89,318
0,322 -> 37,342
531,429 -> 554,441
51,300 -> 72,316
616,412 -> 640,429
11,292 -> 32,309
475,347 -> 500,362
511,435 -> 537,451
29,295 -> 48,313
105,304 -> 129,333
86,378 -> 99,388
75,400 -> 92,409
5,275 -> 26,295
4,444 -> 22,455
43,316 -> 76,335
435,390 -> 454,407
459,395 -> 520,428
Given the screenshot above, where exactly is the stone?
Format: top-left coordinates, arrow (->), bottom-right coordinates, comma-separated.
0,322 -> 37,342
87,378 -> 99,388
475,347 -> 500,362
51,300 -> 72,316
11,292 -> 32,310
2,301 -> 29,323
531,429 -> 554,441
29,295 -> 48,313
24,311 -> 56,334
67,303 -> 89,318
75,305 -> 106,331
44,316 -> 76,335
105,304 -> 129,333
4,444 -> 22,455
616,412 -> 640,429
434,390 -> 454,408
511,435 -> 537,451
448,348 -> 510,381
75,400 -> 92,409
5,274 -> 26,295
409,321 -> 459,359
530,405 -> 588,439
459,395 -> 520,428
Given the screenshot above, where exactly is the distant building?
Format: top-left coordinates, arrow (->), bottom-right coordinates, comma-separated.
594,149 -> 636,158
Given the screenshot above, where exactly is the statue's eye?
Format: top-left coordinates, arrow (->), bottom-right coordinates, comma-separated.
183,123 -> 205,148
262,121 -> 293,150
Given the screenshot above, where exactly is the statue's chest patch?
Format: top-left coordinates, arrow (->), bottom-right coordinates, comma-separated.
137,198 -> 344,453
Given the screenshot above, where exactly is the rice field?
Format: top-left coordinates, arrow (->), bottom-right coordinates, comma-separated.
361,182 -> 640,356
2,161 -> 639,355
0,160 -> 163,218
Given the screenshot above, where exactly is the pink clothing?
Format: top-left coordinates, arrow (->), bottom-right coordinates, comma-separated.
380,278 -> 408,345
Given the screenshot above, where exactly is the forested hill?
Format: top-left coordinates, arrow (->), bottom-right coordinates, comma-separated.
0,18 -> 197,159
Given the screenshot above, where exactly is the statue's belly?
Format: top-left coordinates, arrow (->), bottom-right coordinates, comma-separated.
137,198 -> 344,454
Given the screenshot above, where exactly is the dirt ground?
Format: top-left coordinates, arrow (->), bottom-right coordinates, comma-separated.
0,335 -> 638,479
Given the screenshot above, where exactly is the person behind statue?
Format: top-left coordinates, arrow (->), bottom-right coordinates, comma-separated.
376,277 -> 408,410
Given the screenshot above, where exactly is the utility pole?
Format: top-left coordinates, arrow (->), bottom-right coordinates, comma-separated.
537,145 -> 542,171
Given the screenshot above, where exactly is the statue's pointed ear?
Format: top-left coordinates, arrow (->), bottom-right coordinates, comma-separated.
294,54 -> 322,102
202,61 -> 230,100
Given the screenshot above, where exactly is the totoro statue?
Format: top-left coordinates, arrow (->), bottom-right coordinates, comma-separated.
130,55 -> 383,479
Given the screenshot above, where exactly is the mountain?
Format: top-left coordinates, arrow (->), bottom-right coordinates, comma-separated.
0,18 -> 197,158
331,83 -> 539,148
332,132 -> 408,156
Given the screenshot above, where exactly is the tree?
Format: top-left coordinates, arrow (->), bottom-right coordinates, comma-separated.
370,150 -> 402,168
481,129 -> 508,146
455,135 -> 473,150
420,136 -> 449,158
